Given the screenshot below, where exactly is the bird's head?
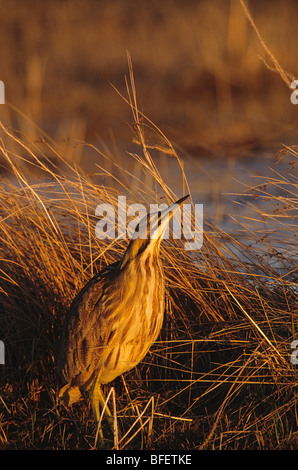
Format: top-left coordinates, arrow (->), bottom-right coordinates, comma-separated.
120,195 -> 189,268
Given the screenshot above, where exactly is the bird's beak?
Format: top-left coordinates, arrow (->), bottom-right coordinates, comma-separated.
136,194 -> 190,242
121,195 -> 190,267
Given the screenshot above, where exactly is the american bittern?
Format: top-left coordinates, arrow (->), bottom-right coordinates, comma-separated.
57,195 -> 189,436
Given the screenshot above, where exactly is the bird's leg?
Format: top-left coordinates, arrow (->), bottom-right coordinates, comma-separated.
90,375 -> 105,448
90,375 -> 114,439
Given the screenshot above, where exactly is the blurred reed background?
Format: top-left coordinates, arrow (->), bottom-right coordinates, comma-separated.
0,0 -> 298,155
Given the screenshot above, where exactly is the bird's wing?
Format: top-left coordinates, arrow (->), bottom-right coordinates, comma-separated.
57,262 -> 119,387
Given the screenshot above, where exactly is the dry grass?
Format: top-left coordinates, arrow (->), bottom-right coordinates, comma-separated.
0,74 -> 297,449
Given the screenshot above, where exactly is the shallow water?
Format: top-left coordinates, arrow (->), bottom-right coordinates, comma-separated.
161,150 -> 298,276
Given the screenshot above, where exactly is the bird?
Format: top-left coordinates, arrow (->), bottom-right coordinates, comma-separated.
57,194 -> 189,439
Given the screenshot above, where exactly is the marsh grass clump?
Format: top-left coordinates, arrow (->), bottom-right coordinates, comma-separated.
0,102 -> 297,450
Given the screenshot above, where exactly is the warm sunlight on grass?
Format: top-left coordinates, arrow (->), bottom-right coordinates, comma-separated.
0,72 -> 297,448
0,0 -> 297,450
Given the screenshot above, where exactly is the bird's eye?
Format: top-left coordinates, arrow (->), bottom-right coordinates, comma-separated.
157,211 -> 162,227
